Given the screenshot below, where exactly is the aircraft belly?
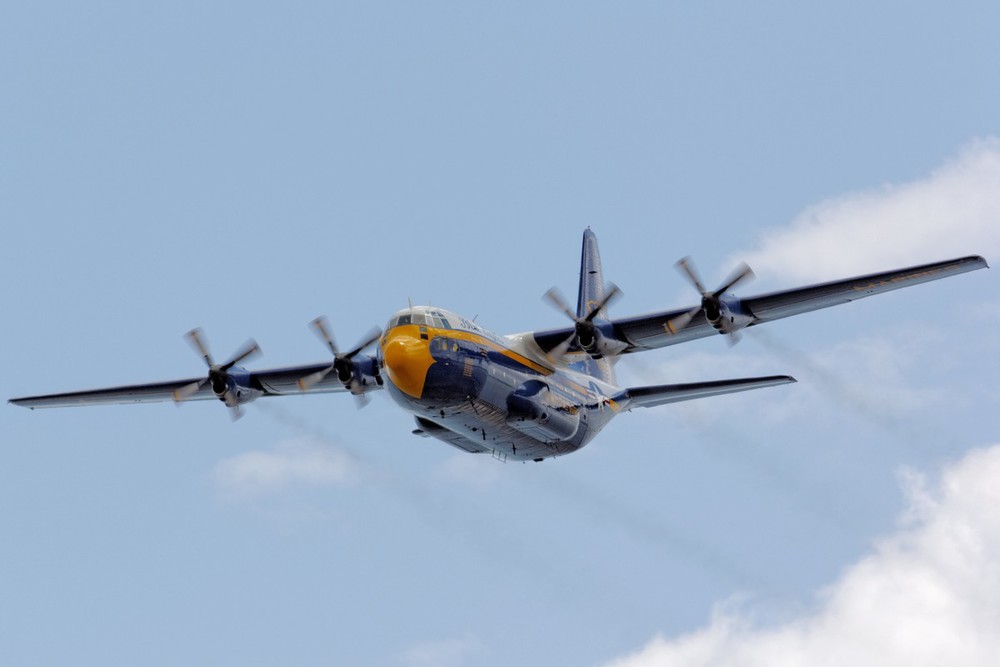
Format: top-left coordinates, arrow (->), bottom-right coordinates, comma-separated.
385,346 -> 593,461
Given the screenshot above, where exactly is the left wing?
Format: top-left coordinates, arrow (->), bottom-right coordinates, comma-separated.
9,362 -> 361,409
532,255 -> 988,354
615,375 -> 797,409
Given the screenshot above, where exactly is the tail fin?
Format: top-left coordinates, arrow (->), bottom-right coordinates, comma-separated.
573,229 -> 617,384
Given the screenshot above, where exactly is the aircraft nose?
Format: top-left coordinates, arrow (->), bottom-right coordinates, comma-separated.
381,329 -> 435,399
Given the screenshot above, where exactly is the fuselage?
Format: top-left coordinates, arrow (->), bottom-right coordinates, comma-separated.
378,306 -> 621,461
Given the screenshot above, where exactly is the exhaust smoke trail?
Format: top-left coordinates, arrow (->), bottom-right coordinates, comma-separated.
747,327 -> 947,455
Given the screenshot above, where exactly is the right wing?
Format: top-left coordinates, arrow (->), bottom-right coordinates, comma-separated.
9,362 -> 362,409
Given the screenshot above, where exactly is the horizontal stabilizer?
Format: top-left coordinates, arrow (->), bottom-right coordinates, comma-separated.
615,375 -> 796,409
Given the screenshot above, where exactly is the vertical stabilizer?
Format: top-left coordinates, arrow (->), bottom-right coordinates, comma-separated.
573,229 -> 617,384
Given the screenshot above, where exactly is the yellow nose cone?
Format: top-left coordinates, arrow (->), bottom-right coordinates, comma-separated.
381,328 -> 435,399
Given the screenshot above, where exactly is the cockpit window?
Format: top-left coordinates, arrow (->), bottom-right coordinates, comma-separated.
388,312 -> 453,329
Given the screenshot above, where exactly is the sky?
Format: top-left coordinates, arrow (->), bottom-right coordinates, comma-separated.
2,3 -> 998,666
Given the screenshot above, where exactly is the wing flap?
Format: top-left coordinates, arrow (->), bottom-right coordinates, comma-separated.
616,375 -> 796,409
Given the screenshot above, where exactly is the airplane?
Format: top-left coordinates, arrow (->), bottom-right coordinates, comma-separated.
9,230 -> 988,463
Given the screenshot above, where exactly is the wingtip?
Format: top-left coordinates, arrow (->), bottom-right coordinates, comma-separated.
963,254 -> 989,269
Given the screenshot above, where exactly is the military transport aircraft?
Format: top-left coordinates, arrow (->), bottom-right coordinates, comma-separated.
10,230 -> 988,462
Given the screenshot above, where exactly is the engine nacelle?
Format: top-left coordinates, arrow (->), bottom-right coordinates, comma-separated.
217,367 -> 262,405
576,322 -> 629,360
709,294 -> 755,336
506,380 -> 581,442
347,355 -> 384,392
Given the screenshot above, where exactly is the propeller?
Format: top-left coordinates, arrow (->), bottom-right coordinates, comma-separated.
542,283 -> 623,361
666,257 -> 755,342
298,316 -> 382,408
173,328 -> 261,420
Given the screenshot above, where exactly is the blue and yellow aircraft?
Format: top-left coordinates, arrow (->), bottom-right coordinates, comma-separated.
10,231 -> 987,462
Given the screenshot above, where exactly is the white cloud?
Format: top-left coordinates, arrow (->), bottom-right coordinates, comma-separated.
602,444 -> 1000,667
733,139 -> 1000,283
212,437 -> 358,498
399,635 -> 482,667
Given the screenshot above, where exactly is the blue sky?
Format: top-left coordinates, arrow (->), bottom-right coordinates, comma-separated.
2,3 -> 998,666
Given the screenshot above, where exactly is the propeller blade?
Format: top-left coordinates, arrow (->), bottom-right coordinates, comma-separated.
715,262 -> 755,296
675,257 -> 708,295
228,403 -> 244,421
185,328 -> 215,367
665,306 -> 700,335
221,339 -> 261,371
352,390 -> 371,409
546,330 -> 577,364
310,316 -> 340,357
584,283 -> 623,322
298,365 -> 334,391
173,377 -> 209,402
543,287 -> 576,321
345,326 -> 383,359
344,374 -> 372,408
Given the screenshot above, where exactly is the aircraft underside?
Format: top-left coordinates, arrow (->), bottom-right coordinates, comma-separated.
384,329 -> 615,462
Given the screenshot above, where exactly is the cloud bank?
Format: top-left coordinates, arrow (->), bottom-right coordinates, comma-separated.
603,443 -> 1000,667
606,143 -> 1000,667
735,139 -> 1000,283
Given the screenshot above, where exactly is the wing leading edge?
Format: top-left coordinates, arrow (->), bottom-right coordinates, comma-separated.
532,255 -> 988,354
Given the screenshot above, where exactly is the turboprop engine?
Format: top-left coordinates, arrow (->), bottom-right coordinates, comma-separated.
297,316 -> 383,408
706,293 -> 755,336
506,380 -> 581,442
542,283 -> 628,360
172,328 -> 263,420
667,257 -> 757,344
